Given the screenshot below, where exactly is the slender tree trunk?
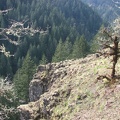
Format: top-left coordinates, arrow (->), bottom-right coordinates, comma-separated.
111,36 -> 118,78
111,62 -> 116,78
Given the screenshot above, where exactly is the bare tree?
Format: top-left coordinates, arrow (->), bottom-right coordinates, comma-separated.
0,8 -> 13,15
0,9 -> 48,57
97,18 -> 120,81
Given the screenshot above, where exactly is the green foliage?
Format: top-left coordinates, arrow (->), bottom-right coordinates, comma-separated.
90,34 -> 100,53
13,53 -> 36,102
0,16 -> 6,28
0,0 -> 102,76
72,35 -> 89,58
52,35 -> 89,62
0,90 -> 19,120
63,38 -> 73,59
52,39 -> 72,62
0,77 -> 19,120
0,54 -> 13,76
40,54 -> 48,65
90,25 -> 105,53
52,39 -> 64,62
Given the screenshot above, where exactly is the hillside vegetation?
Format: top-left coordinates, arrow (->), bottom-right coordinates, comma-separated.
0,0 -> 102,77
0,0 -> 105,119
18,54 -> 120,120
81,0 -> 120,22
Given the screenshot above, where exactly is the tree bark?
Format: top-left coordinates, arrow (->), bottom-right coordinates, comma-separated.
111,36 -> 118,78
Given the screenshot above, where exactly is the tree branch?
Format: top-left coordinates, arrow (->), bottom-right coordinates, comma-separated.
103,29 -> 114,41
0,8 -> 13,15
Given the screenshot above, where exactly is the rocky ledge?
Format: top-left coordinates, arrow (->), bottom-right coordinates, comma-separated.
18,54 -> 120,120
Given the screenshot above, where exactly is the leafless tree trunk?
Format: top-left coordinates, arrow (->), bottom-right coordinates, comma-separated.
97,23 -> 120,81
111,36 -> 119,78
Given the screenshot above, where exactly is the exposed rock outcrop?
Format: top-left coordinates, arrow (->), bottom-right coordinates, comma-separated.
18,54 -> 120,120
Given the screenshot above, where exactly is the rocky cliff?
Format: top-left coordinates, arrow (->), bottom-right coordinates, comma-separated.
18,54 -> 120,120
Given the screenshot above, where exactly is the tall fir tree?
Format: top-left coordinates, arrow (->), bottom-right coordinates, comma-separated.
52,39 -> 64,62
62,38 -> 72,60
40,54 -> 48,65
52,38 -> 73,62
90,25 -> 104,53
72,35 -> 89,58
13,53 -> 36,102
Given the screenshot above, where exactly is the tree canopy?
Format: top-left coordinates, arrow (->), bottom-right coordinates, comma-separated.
0,0 -> 102,77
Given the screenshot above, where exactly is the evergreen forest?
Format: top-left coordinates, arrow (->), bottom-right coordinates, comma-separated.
0,0 -> 105,119
0,0 -> 102,77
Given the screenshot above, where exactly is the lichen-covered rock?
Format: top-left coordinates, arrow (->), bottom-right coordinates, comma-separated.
29,62 -> 70,102
29,78 -> 47,102
18,101 -> 40,120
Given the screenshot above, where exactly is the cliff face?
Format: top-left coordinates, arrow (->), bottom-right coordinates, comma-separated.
18,54 -> 120,120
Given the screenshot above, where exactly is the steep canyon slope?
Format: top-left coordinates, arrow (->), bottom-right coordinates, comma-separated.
18,54 -> 120,120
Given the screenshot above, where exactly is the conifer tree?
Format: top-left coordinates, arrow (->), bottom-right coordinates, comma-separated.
40,54 -> 48,65
52,39 -> 63,62
13,53 -> 36,102
91,25 -> 104,53
72,35 -> 88,58
62,38 -> 72,59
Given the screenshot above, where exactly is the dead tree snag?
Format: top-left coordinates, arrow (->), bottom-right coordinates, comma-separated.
111,36 -> 119,78
97,20 -> 120,82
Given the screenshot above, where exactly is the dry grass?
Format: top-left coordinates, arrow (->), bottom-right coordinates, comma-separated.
18,54 -> 120,120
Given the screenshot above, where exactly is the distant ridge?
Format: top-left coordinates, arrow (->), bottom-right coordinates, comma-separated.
81,0 -> 120,22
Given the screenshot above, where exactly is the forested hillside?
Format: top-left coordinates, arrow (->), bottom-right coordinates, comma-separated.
0,0 -> 102,77
81,0 -> 120,22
